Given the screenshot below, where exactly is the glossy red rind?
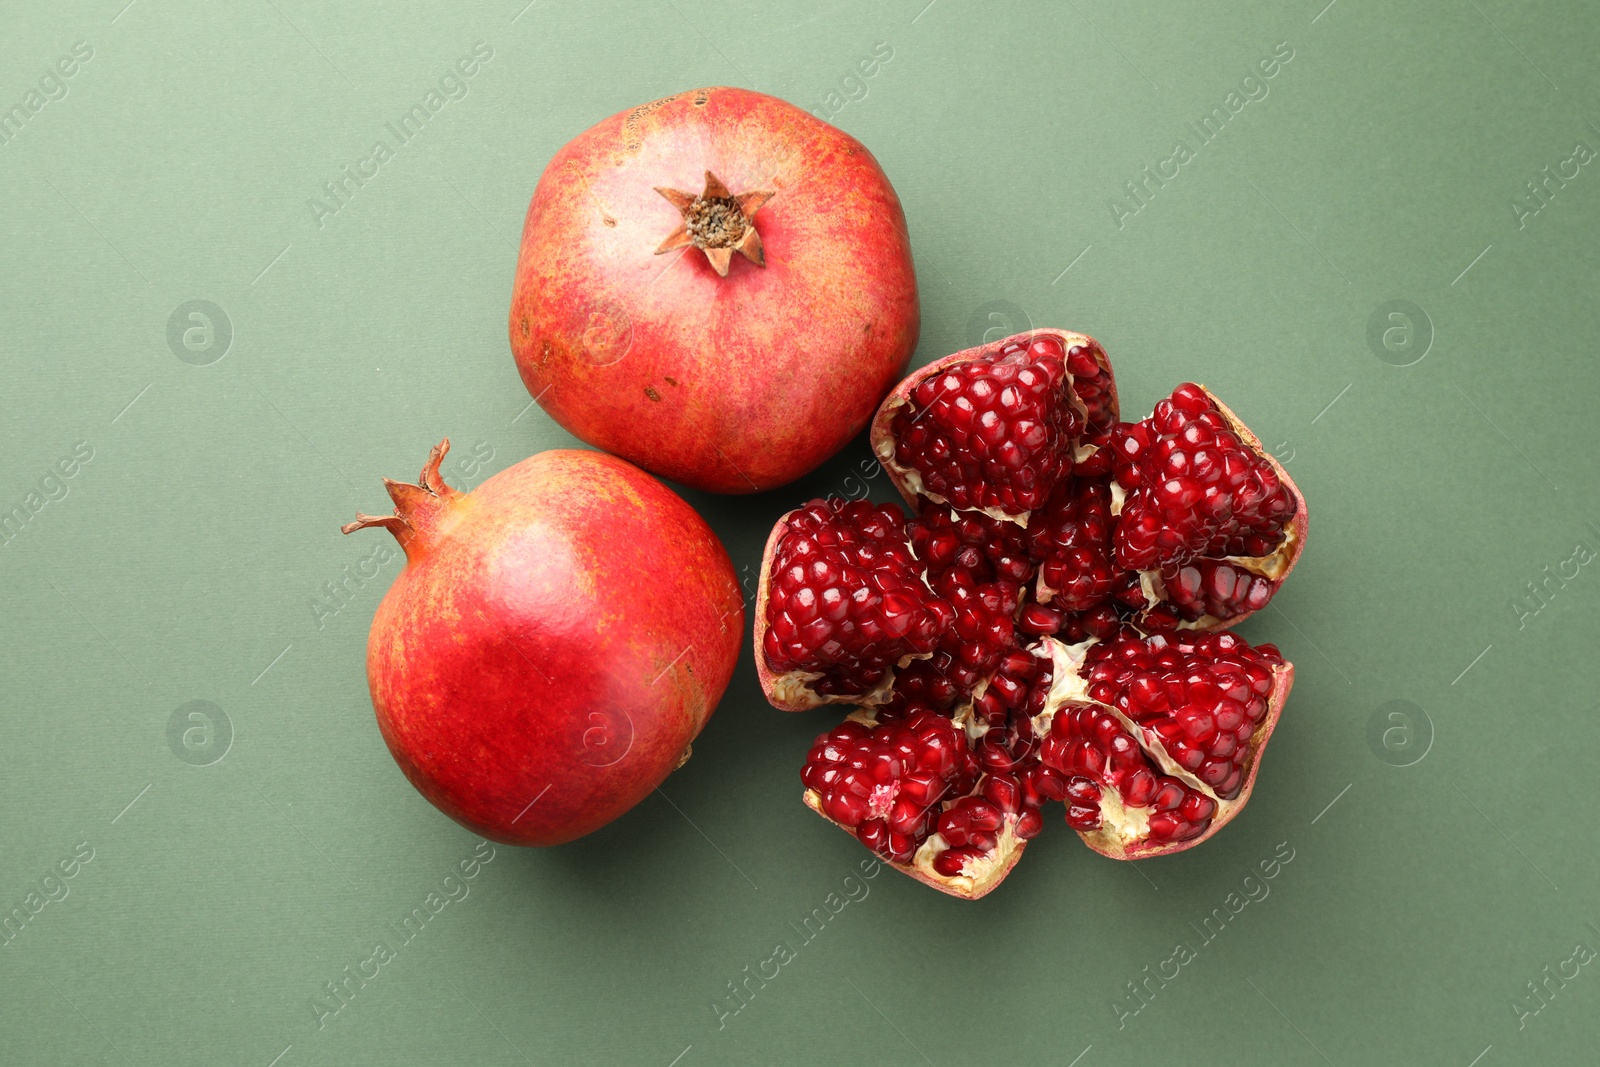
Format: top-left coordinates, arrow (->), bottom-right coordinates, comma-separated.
350,444 -> 744,846
511,87 -> 920,494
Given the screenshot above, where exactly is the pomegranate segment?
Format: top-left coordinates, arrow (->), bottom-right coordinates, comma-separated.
1030,633 -> 1292,860
868,333 -> 1302,635
802,710 -> 978,864
909,502 -> 1034,588
1027,476 -> 1120,611
877,332 -> 1100,524
926,568 -> 1022,699
1111,383 -> 1297,572
757,499 -> 949,709
798,701 -> 1035,900
764,329 -> 1308,896
1042,701 -> 1218,850
1083,631 -> 1283,800
907,504 -> 1032,696
1066,338 -> 1118,437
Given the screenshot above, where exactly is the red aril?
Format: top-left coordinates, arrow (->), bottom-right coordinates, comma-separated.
344,442 -> 743,845
759,329 -> 1308,897
510,87 -> 919,494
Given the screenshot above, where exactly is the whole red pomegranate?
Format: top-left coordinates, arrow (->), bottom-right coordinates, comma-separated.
509,86 -> 919,493
344,441 -> 743,846
755,330 -> 1307,897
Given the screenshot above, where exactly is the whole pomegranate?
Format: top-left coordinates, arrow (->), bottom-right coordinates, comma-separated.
509,86 -> 919,493
344,442 -> 743,846
755,331 -> 1307,897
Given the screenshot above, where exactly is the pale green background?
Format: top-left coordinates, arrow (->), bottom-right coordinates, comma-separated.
2,0 -> 1598,1064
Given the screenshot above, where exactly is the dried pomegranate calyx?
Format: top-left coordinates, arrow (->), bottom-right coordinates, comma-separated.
654,170 -> 773,276
340,438 -> 461,560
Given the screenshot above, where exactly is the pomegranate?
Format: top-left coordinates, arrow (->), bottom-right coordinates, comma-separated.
509,86 -> 920,494
754,330 -> 1307,897
343,441 -> 743,846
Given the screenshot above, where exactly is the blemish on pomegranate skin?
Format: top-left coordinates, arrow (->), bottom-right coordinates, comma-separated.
645,387 -> 662,401
664,376 -> 679,387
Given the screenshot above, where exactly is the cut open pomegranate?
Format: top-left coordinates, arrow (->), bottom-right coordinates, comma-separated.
757,330 -> 1308,898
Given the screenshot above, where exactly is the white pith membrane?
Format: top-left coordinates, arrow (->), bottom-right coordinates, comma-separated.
767,659 -> 906,710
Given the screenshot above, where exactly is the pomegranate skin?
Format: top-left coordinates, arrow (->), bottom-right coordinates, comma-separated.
510,86 -> 920,493
350,445 -> 743,846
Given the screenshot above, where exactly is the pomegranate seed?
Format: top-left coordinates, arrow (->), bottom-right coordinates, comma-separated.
856,819 -> 889,852
933,846 -> 986,877
1066,799 -> 1102,831
1015,807 -> 1044,840
1029,765 -> 1069,802
983,773 -> 1022,814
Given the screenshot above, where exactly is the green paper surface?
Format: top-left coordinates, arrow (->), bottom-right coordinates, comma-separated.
3,1 -> 1598,1063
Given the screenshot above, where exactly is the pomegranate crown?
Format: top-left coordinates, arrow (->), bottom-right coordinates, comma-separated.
654,170 -> 774,277
342,438 -> 460,557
